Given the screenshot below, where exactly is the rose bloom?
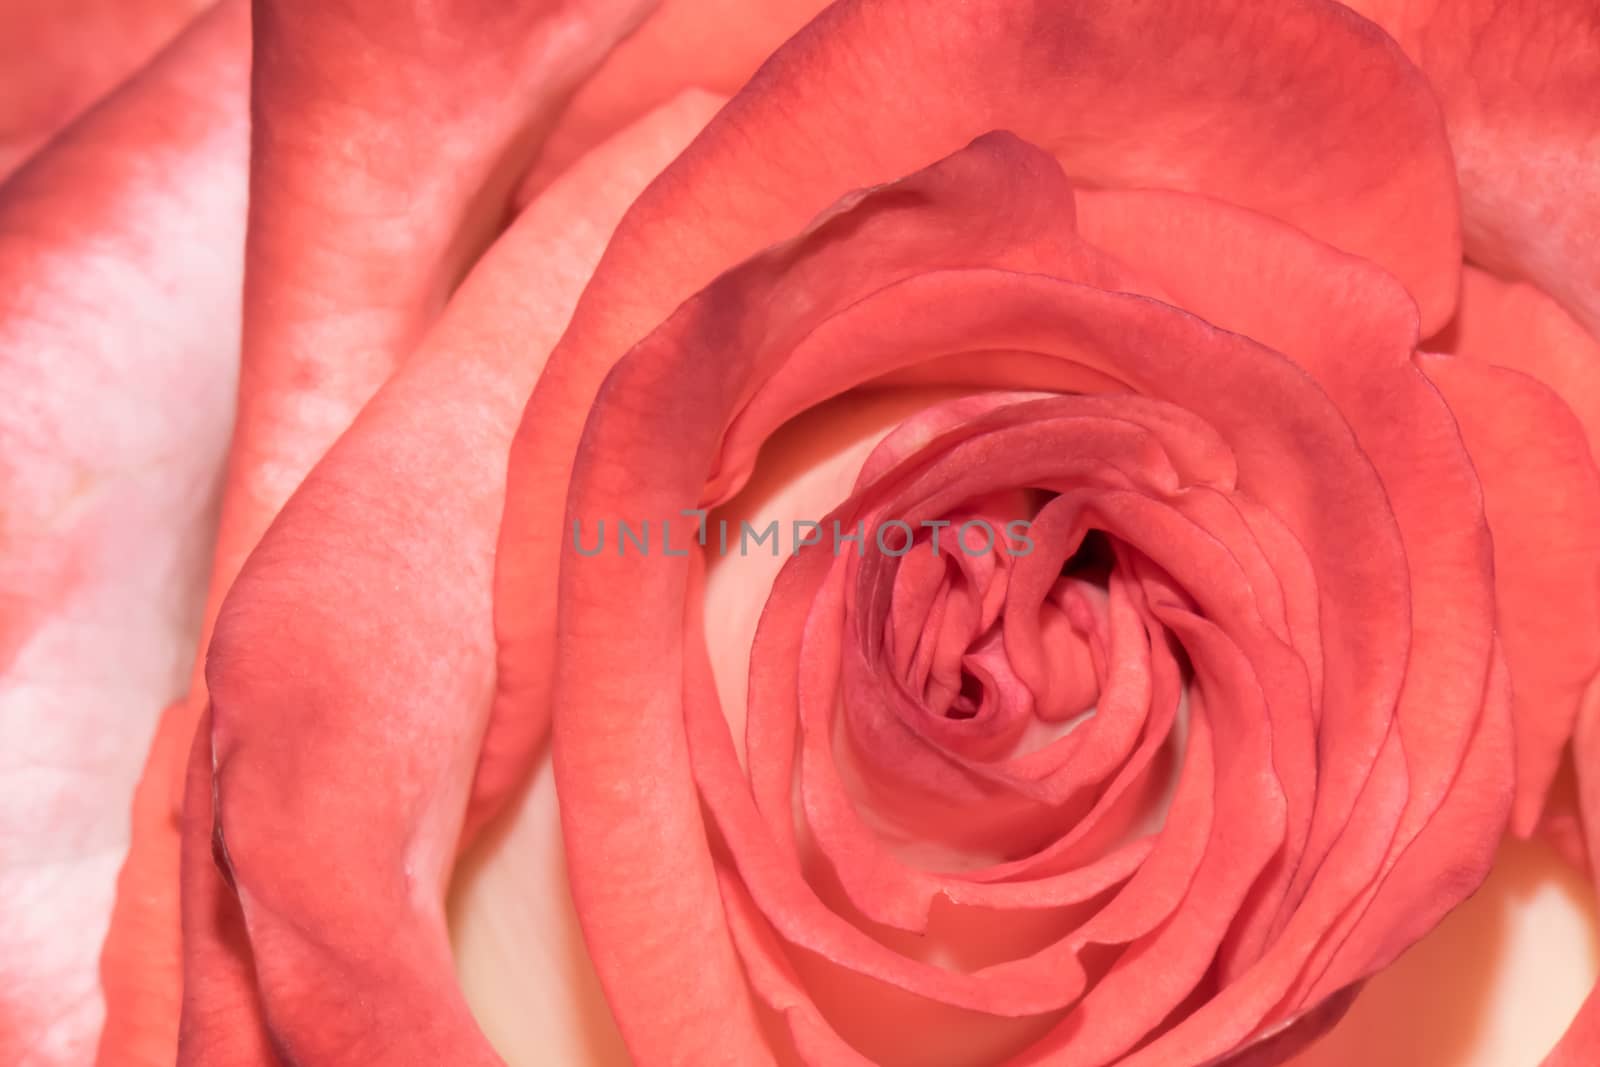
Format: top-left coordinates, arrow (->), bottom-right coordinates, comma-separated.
3,0 -> 1600,1065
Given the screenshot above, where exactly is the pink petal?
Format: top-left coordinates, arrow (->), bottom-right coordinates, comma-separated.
1342,0 -> 1600,334
184,91 -> 721,1064
101,1 -> 658,1058
0,0 -> 208,177
1419,352 -> 1600,833
0,4 -> 249,1063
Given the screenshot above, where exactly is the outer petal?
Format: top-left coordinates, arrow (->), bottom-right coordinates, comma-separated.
188,91 -> 721,1066
99,1 -> 657,1059
1418,353 -> 1600,833
212,0 -> 660,663
0,3 -> 249,1064
517,0 -> 831,197
1343,0 -> 1600,334
1425,268 -> 1600,840
0,0 -> 208,177
174,710 -> 276,1067
1437,266 -> 1600,465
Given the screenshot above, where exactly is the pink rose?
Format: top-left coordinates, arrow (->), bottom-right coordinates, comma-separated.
2,1 -> 1598,1065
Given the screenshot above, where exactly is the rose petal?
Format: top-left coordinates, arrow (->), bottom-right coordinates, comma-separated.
188,90 -> 721,1065
0,5 -> 248,1064
102,1 -> 657,1058
1418,352 -> 1600,833
518,0 -> 832,200
0,0 -> 208,177
173,709 -> 276,1066
211,0 -> 659,648
1342,0 -> 1600,334
1436,266 -> 1600,468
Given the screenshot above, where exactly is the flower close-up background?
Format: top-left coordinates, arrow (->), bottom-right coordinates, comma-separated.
3,0 -> 1600,1065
